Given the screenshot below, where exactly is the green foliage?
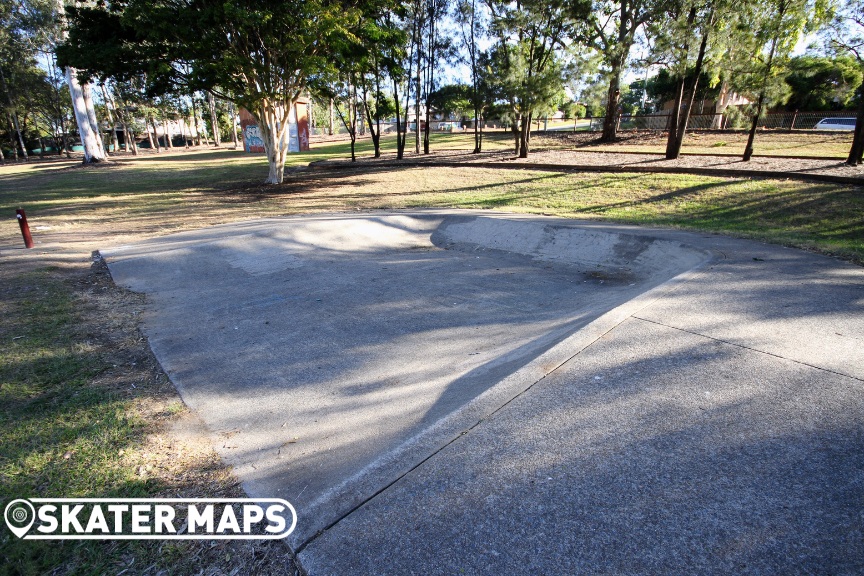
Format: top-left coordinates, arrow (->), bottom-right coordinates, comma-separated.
560,100 -> 587,119
60,0 -> 360,181
429,83 -> 474,118
575,74 -> 611,117
645,68 -> 722,111
783,54 -> 862,110
486,0 -> 591,153
729,0 -> 832,107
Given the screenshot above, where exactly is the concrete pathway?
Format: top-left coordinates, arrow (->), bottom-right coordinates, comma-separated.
102,211 -> 864,575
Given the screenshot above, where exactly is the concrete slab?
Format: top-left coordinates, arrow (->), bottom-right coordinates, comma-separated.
301,317 -> 864,575
102,211 -> 864,573
102,211 -> 708,547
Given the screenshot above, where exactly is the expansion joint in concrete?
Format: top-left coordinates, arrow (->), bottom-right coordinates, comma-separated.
631,315 -> 864,383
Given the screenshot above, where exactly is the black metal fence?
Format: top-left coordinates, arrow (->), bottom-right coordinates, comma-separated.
588,111 -> 858,132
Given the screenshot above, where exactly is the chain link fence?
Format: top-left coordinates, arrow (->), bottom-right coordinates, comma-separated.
588,110 -> 858,132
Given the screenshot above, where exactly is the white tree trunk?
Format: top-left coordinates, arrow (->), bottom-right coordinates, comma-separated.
258,100 -> 290,184
82,83 -> 105,152
208,92 -> 221,146
100,84 -> 120,153
230,106 -> 239,149
164,116 -> 173,149
66,67 -> 105,163
711,81 -> 730,130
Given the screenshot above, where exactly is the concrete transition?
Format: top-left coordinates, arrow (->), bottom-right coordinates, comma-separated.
102,211 -> 864,575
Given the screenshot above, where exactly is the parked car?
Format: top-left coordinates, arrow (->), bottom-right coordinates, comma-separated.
814,117 -> 856,131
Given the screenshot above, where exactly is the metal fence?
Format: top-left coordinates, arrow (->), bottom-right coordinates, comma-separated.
588,111 -> 858,132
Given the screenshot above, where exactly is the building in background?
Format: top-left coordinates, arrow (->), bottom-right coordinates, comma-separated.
239,98 -> 310,153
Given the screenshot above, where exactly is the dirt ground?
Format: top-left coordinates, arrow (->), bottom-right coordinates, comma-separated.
536,129 -> 853,155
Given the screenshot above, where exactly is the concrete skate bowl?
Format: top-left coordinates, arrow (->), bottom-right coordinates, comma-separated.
101,211 -> 711,547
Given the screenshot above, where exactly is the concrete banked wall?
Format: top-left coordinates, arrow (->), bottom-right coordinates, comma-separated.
432,215 -> 707,283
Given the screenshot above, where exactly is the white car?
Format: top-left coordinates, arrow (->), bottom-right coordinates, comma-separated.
814,117 -> 856,131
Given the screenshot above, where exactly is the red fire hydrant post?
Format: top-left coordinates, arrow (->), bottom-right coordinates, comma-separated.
16,209 -> 34,249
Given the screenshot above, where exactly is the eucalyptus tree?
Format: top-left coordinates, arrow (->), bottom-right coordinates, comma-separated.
48,0 -> 106,162
823,0 -> 864,164
784,55 -> 862,110
0,33 -> 31,160
0,1 -> 37,160
420,0 -> 453,154
736,0 -> 830,161
647,0 -> 736,159
60,0 -> 357,184
455,0 -> 487,152
485,0 -> 590,157
342,0 -> 405,158
588,0 -> 660,142
318,34 -> 364,161
393,1 -> 419,159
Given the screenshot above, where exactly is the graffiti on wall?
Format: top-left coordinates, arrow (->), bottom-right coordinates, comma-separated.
244,125 -> 265,152
239,102 -> 310,154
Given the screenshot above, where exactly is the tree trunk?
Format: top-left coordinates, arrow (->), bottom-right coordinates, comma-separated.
199,107 -> 211,146
743,34 -> 778,162
208,92 -> 221,147
600,62 -> 623,142
151,117 -> 161,152
328,97 -> 334,136
120,120 -> 129,152
742,92 -> 766,161
394,78 -> 405,160
665,76 -> 686,160
39,137 -> 45,158
846,82 -> 864,165
0,68 -> 28,161
423,108 -> 431,154
230,106 -> 239,149
164,115 -> 173,149
666,25 -> 710,159
11,111 -> 28,161
349,85 -> 358,162
512,110 -> 522,156
7,115 -> 18,160
415,68 -> 421,154
82,83 -> 105,153
519,113 -> 530,158
257,100 -> 291,184
191,98 -> 202,146
65,67 -> 105,163
100,84 -> 120,153
125,112 -> 139,155
145,118 -> 156,150
362,81 -> 381,158
374,69 -> 382,158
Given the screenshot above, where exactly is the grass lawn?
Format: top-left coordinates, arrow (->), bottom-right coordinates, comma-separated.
1,138 -> 862,574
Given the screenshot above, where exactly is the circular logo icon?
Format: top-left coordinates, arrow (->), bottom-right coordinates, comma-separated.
4,499 -> 35,538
